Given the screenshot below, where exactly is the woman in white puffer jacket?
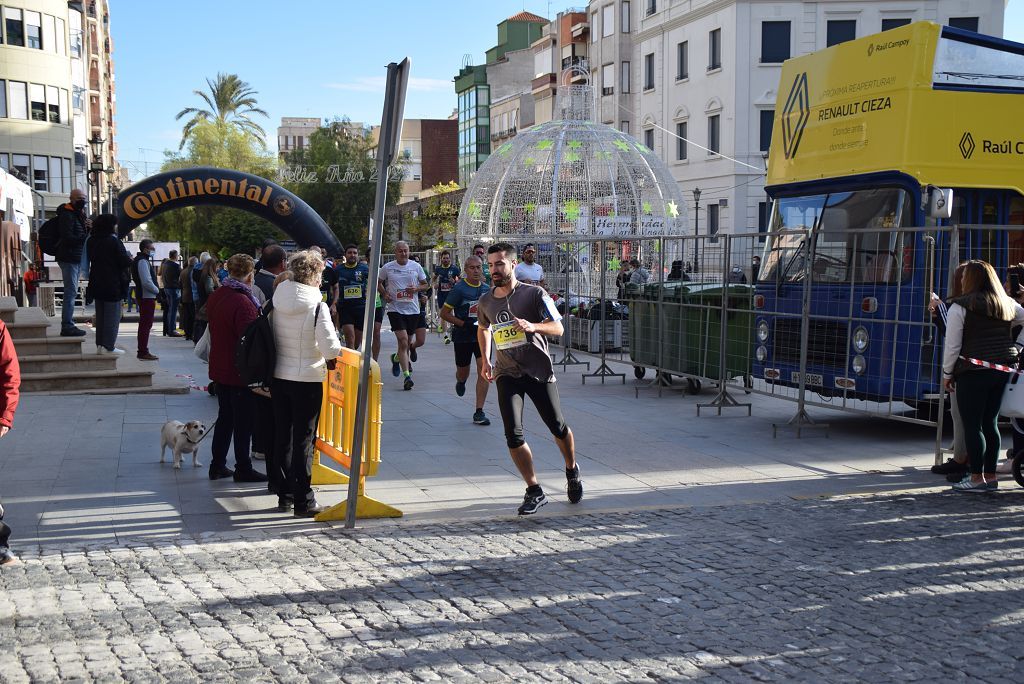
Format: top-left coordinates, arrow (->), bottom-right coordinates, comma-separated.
271,249 -> 343,517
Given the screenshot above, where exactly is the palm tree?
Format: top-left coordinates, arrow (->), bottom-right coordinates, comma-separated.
175,73 -> 268,149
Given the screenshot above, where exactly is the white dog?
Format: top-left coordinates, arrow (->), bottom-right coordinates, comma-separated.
160,420 -> 207,469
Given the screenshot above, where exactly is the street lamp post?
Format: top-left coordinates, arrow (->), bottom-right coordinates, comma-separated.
88,135 -> 105,214
692,187 -> 701,274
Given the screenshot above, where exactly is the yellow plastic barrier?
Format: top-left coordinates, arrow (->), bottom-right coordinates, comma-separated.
311,347 -> 402,521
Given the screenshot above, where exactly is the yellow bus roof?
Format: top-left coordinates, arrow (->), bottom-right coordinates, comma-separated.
767,21 -> 1024,196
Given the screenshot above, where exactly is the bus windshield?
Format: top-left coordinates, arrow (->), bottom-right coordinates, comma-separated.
758,188 -> 911,284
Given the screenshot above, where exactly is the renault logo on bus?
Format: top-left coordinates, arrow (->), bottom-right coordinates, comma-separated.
782,72 -> 810,159
960,132 -> 976,159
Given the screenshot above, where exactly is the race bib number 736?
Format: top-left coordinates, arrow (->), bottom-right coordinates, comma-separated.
492,320 -> 527,350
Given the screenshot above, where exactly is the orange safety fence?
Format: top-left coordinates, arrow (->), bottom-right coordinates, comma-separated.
311,347 -> 401,520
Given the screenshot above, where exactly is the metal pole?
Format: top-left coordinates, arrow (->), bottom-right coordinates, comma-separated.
346,61 -> 407,529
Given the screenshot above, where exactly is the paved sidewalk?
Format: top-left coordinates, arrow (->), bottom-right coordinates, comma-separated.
0,319 -> 971,547
2,492 -> 1022,682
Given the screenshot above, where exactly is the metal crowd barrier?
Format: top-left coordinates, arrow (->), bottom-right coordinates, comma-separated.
311,347 -> 400,521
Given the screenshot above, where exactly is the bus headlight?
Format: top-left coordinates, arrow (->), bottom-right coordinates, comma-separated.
852,326 -> 869,353
756,346 -> 768,362
852,355 -> 867,375
757,320 -> 769,343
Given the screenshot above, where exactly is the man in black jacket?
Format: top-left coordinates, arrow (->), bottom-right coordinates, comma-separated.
159,250 -> 183,337
56,189 -> 90,336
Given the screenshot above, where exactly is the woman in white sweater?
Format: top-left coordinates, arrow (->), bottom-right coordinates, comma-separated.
272,249 -> 343,516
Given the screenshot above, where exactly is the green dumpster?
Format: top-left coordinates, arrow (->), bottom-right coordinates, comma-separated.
677,284 -> 753,383
627,282 -> 687,372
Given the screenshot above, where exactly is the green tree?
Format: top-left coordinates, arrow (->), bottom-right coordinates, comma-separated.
175,73 -> 268,150
282,119 -> 403,248
404,182 -> 462,250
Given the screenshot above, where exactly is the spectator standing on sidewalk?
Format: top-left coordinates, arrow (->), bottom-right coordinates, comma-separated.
23,264 -> 40,308
0,315 -> 21,565
206,254 -> 267,484
56,188 -> 90,337
131,239 -> 160,361
179,256 -> 198,341
192,254 -> 219,345
271,249 -> 342,516
249,243 -> 287,484
942,260 -> 1024,493
159,250 -> 183,337
629,259 -> 650,286
253,244 -> 287,301
86,214 -> 131,356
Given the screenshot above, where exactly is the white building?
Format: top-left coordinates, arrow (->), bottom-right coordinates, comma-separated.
587,0 -> 1005,240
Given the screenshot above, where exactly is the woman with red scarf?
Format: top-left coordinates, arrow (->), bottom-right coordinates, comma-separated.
206,254 -> 267,483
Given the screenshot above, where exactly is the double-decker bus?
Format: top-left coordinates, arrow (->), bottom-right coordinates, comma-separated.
755,21 -> 1024,414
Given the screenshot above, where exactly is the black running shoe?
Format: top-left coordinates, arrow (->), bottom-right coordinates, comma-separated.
566,465 -> 583,504
931,458 -> 967,475
404,376 -> 414,391
456,380 -> 466,397
473,409 -> 490,425
518,488 -> 547,515
410,347 -> 418,363
391,353 -> 400,377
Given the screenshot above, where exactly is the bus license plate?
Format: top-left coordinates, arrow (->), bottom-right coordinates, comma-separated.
790,372 -> 824,387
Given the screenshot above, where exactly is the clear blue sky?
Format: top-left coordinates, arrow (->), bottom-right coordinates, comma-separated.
110,0 -> 577,181
112,0 -> 1023,182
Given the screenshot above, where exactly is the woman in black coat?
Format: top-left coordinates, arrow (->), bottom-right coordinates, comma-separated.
86,214 -> 132,355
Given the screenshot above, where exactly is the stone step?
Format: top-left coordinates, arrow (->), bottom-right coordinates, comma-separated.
7,321 -> 54,340
20,369 -> 154,393
23,384 -> 190,396
0,296 -> 17,323
12,336 -> 85,357
17,353 -> 117,374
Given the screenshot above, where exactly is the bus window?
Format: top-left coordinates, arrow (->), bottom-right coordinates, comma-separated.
816,188 -> 904,283
1009,197 -> 1024,265
758,194 -> 825,282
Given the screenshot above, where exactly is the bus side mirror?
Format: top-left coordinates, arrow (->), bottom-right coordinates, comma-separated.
926,186 -> 954,219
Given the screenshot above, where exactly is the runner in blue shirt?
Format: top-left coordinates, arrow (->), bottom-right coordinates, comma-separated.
432,250 -> 461,343
336,244 -> 370,350
440,254 -> 491,426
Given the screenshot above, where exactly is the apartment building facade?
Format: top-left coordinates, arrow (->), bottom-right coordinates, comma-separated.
0,0 -> 118,215
588,0 -> 1005,242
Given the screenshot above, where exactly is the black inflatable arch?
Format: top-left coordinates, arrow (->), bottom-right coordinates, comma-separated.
115,167 -> 342,255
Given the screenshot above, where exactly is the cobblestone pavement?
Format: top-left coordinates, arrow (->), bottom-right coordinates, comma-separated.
2,491 -> 1023,683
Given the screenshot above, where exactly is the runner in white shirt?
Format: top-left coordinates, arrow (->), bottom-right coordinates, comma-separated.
378,241 -> 429,390
513,243 -> 547,290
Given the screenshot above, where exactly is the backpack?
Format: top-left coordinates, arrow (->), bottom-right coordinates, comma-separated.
38,216 -> 60,257
235,301 -> 322,388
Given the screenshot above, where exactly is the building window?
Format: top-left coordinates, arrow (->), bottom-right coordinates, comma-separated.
708,114 -> 720,154
49,157 -> 63,194
826,20 -> 856,47
11,154 -> 29,181
621,61 -> 630,93
676,122 -> 687,161
8,82 -> 27,119
709,28 -> 721,70
70,28 -> 82,57
55,17 -> 65,55
882,18 -> 911,31
761,21 -> 790,63
32,155 -> 47,191
0,81 -> 5,118
620,121 -> 630,134
42,14 -> 56,53
759,110 -> 774,152
644,53 -> 655,90
646,0 -> 656,17
59,88 -> 69,124
644,128 -> 654,151
602,4 -> 614,37
25,10 -> 42,49
758,202 -> 769,243
602,63 -> 615,95
62,158 -> 71,192
29,84 -> 46,121
708,204 -> 720,243
46,85 -> 59,123
72,85 -> 85,112
948,17 -> 978,32
591,12 -> 598,42
621,1 -> 630,33
0,155 -> 8,172
676,41 -> 688,80
4,8 -> 25,47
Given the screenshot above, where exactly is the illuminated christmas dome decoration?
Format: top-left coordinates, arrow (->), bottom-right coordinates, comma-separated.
457,81 -> 689,299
